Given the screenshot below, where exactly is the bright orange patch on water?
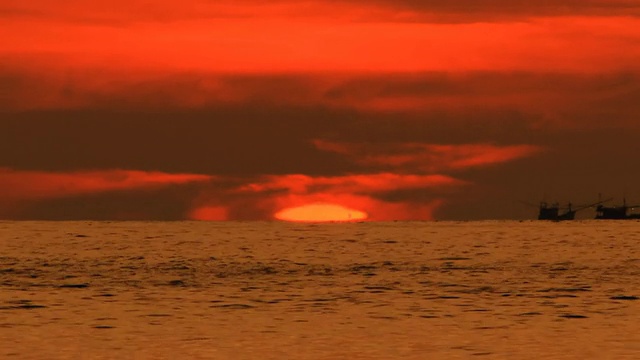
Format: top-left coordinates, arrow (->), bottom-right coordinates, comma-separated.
274,203 -> 367,222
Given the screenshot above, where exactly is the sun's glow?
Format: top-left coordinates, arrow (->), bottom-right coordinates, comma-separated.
274,203 -> 368,222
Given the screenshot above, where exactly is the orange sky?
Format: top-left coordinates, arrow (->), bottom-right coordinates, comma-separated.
2,0 -> 640,220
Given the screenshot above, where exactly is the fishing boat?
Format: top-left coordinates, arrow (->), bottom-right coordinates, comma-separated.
528,199 -> 609,221
595,199 -> 640,219
537,202 -> 575,221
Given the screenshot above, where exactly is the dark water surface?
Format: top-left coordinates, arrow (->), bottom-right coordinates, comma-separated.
0,221 -> 638,359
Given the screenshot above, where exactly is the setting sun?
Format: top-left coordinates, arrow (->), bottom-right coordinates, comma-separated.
274,203 -> 368,222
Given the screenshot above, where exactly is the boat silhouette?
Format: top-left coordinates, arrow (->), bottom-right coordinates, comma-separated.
537,202 -> 575,221
595,198 -> 640,220
524,199 -> 609,221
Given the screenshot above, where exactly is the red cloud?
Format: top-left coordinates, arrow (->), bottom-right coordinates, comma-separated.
3,1 -> 639,24
313,140 -> 543,171
238,173 -> 465,194
4,68 -> 640,132
0,1 -> 396,24
0,168 -> 213,201
2,11 -> 640,76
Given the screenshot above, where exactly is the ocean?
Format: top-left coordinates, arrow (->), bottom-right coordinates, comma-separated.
0,221 -> 638,359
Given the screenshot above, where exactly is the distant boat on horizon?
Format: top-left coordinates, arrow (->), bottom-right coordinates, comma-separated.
530,199 -> 610,221
537,202 -> 576,221
595,199 -> 640,220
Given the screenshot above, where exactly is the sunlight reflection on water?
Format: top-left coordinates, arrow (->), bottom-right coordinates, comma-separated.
0,221 -> 639,359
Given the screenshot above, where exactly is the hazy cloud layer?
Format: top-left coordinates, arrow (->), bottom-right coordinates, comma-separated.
2,0 -> 639,24
3,16 -> 640,73
360,0 -> 640,21
3,70 -> 639,131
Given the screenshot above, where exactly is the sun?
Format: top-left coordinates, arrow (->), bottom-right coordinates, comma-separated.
274,203 -> 368,222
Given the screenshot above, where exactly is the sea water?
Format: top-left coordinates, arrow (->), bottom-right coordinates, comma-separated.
0,221 -> 638,359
